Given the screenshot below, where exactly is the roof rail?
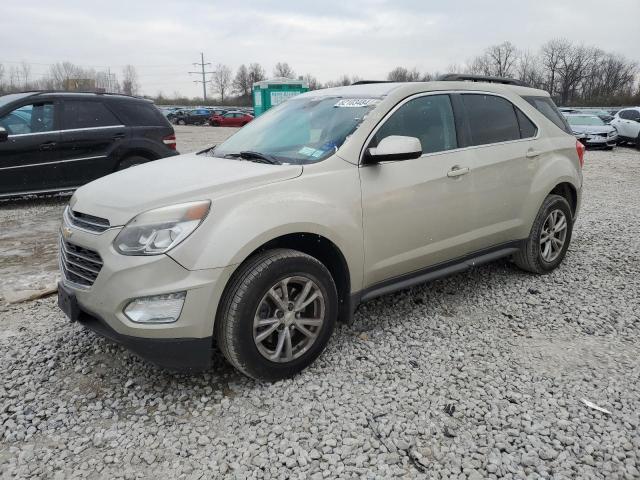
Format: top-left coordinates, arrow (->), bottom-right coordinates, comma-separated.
351,80 -> 394,85
11,89 -> 145,99
438,73 -> 528,87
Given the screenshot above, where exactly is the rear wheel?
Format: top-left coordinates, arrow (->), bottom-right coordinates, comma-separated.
116,155 -> 149,171
513,194 -> 573,274
216,249 -> 338,381
177,119 -> 186,125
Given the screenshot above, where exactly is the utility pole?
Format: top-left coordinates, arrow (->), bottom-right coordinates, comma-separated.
189,52 -> 214,102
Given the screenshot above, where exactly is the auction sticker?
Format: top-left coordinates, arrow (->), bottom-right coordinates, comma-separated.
334,98 -> 380,108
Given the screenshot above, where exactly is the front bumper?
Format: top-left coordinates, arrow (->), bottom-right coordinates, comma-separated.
578,134 -> 617,147
58,224 -> 236,369
60,282 -> 212,371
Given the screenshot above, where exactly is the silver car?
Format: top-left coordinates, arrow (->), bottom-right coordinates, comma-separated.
565,114 -> 617,148
57,79 -> 584,381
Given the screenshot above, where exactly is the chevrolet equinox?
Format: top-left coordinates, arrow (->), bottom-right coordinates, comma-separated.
57,78 -> 584,381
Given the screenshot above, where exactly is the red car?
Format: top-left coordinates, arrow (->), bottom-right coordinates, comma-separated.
209,111 -> 253,127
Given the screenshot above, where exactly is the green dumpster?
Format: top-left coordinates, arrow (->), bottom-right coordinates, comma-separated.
252,78 -> 309,117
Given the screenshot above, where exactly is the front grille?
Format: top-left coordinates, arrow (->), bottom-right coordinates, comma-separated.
59,238 -> 103,287
66,208 -> 110,233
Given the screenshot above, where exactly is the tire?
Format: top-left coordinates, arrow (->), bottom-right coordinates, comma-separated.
216,249 -> 338,381
177,119 -> 186,126
212,121 -> 220,127
116,155 -> 148,171
513,194 -> 573,274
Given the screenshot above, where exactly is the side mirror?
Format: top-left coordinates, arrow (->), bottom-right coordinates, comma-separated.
363,135 -> 422,164
0,127 -> 8,142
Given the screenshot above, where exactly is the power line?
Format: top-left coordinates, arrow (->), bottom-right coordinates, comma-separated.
188,53 -> 214,101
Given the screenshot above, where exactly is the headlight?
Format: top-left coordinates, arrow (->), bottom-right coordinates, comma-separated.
114,200 -> 210,255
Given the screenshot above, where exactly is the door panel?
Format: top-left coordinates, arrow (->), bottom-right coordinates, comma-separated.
360,150 -> 475,286
0,100 -> 64,195
56,126 -> 126,188
55,100 -> 127,188
0,132 -> 62,194
457,93 -> 540,251
359,93 -> 473,287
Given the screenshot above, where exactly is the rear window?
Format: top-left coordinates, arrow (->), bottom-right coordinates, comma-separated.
522,96 -> 572,134
110,102 -> 168,127
63,101 -> 120,129
461,94 -> 521,146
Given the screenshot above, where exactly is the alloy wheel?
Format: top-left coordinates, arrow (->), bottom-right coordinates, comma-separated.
540,209 -> 568,262
253,276 -> 325,363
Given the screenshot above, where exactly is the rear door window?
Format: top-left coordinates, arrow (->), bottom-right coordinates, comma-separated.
372,94 -> 458,155
522,96 -> 572,134
515,109 -> 538,138
461,94 -> 521,146
110,102 -> 167,126
62,101 -> 120,129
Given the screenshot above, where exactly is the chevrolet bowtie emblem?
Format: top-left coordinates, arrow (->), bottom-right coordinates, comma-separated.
62,226 -> 73,239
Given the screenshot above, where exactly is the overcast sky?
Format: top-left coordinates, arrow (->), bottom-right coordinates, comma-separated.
1,0 -> 639,97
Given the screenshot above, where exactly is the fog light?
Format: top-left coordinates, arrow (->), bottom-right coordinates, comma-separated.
124,292 -> 186,324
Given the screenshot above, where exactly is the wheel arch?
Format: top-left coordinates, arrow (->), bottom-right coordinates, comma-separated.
224,232 -> 353,324
549,181 -> 577,217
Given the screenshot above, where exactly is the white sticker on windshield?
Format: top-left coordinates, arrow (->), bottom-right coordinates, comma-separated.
298,146 -> 318,156
334,98 -> 380,108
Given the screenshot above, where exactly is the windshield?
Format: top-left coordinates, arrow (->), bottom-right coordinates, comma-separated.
566,115 -> 604,126
211,96 -> 380,164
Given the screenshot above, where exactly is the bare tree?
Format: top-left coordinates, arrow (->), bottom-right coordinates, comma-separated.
273,62 -> 295,78
248,63 -> 266,86
468,42 -> 518,77
303,73 -> 320,90
0,64 -> 5,92
211,64 -> 232,102
121,65 -> 139,95
19,62 -> 31,89
232,64 -> 251,98
387,67 -> 421,82
516,50 -> 544,88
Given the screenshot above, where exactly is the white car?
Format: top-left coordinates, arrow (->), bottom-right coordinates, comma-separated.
610,107 -> 640,146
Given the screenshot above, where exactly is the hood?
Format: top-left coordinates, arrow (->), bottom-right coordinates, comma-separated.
571,125 -> 615,135
71,153 -> 302,226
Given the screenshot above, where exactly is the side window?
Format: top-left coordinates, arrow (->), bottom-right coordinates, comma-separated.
515,109 -> 538,138
522,96 -> 572,134
462,94 -> 520,145
110,102 -> 165,126
621,110 -> 640,121
0,103 -> 55,135
372,94 -> 457,155
63,101 -> 120,129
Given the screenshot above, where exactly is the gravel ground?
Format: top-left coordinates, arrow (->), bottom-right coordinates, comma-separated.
1,143 -> 639,479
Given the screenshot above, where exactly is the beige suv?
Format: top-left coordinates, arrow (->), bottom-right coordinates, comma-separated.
58,77 -> 584,381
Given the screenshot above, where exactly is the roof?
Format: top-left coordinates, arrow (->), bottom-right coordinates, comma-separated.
9,90 -> 152,102
298,81 -> 548,99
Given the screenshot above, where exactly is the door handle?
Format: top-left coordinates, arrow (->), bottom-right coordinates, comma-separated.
526,149 -> 542,158
39,141 -> 56,151
447,166 -> 469,177
112,133 -> 126,140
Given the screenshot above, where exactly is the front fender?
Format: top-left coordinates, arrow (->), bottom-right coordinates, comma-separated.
168,156 -> 364,292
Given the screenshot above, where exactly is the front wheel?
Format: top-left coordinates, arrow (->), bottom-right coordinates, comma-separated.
513,194 -> 573,274
216,249 -> 338,381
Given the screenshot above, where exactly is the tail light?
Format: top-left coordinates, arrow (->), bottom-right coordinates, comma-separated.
575,139 -> 585,168
163,134 -> 177,151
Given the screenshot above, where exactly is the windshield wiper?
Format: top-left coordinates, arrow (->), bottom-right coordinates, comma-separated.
239,151 -> 281,165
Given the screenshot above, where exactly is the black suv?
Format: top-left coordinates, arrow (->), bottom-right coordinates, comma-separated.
0,91 -> 178,197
